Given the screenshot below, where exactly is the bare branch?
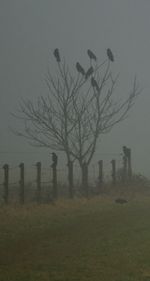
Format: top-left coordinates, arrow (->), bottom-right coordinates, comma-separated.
12,50 -> 140,168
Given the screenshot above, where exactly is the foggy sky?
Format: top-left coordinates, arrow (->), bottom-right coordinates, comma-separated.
0,0 -> 150,176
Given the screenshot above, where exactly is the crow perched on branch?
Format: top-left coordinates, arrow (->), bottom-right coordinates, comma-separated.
91,77 -> 99,92
87,49 -> 97,61
85,66 -> 94,79
53,48 -> 61,62
76,62 -> 85,75
107,48 -> 114,62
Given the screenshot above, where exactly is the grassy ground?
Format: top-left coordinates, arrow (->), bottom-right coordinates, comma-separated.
0,196 -> 150,280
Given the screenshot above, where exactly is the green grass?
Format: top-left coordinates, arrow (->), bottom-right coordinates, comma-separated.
0,196 -> 150,280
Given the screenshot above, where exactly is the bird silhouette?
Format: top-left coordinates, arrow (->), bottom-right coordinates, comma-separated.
107,48 -> 114,62
87,49 -> 97,61
53,48 -> 61,62
91,77 -> 99,91
85,66 -> 94,79
76,62 -> 85,75
115,198 -> 127,204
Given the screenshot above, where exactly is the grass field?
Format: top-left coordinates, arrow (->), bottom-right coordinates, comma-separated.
0,196 -> 150,281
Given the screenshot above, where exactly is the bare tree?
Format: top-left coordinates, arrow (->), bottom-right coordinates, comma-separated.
13,48 -> 140,196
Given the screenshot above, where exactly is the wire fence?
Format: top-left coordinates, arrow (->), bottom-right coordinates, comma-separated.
0,152 -> 125,204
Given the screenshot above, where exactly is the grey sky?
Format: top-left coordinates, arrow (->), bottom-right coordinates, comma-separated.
0,0 -> 150,175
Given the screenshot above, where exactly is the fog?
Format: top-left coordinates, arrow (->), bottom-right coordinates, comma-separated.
0,0 -> 150,176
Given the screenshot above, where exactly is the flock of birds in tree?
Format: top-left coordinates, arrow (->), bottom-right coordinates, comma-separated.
53,48 -> 114,92
53,48 -> 128,205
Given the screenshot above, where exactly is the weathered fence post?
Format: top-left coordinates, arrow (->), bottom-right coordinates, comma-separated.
111,159 -> 116,185
98,160 -> 103,192
122,146 -> 128,182
127,148 -> 132,180
19,163 -> 25,204
122,155 -> 127,182
51,152 -> 58,200
36,162 -> 41,203
122,146 -> 132,182
82,162 -> 89,197
68,161 -> 74,198
3,164 -> 9,204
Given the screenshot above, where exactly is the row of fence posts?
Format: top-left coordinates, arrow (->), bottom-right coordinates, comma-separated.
1,147 -> 132,204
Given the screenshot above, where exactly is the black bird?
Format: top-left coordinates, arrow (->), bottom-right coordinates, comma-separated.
87,49 -> 97,61
76,62 -> 85,75
53,48 -> 61,62
85,66 -> 94,79
115,198 -> 127,204
107,48 -> 114,62
91,77 -> 99,92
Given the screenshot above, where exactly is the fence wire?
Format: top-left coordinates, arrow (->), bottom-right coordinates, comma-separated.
0,153 -> 123,203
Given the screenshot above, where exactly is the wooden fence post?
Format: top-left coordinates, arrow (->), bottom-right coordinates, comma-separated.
122,146 -> 128,182
3,164 -> 9,204
36,162 -> 41,203
111,159 -> 116,185
122,155 -> 127,182
51,153 -> 58,200
98,160 -> 103,192
19,163 -> 25,204
127,148 -> 132,180
68,161 -> 74,198
122,146 -> 132,182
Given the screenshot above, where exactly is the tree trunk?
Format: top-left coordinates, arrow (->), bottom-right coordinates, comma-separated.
81,162 -> 89,197
67,161 -> 74,198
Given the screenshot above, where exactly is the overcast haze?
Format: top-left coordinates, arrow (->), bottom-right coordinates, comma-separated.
0,0 -> 150,176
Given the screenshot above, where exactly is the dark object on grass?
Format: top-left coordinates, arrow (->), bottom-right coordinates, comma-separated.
115,198 -> 128,204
